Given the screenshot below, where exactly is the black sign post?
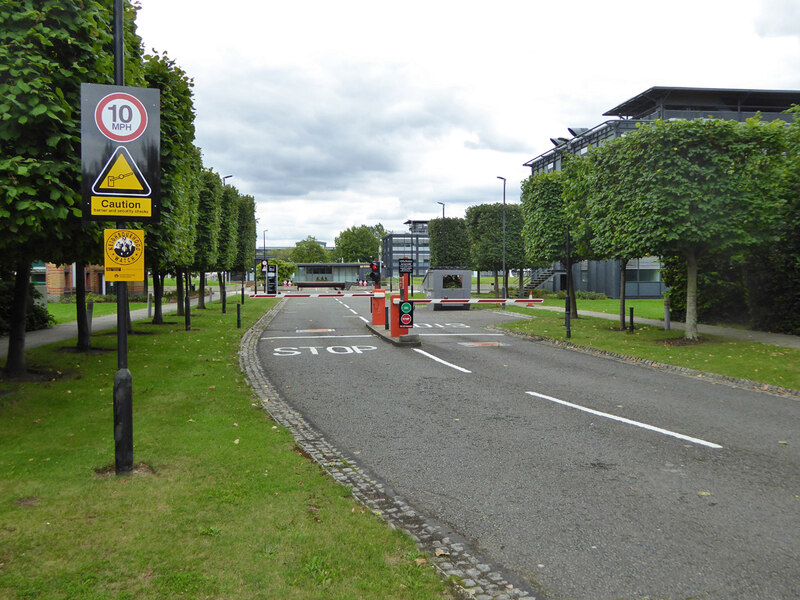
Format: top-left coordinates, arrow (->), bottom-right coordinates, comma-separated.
84,0 -> 160,475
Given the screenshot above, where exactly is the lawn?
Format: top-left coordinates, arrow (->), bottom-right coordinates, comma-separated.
47,301 -> 150,325
500,306 -> 800,391
0,299 -> 453,600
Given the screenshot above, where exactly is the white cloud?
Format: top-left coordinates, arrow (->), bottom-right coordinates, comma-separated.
136,0 -> 800,246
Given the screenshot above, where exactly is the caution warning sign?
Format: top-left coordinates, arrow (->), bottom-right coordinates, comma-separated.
104,229 -> 145,282
92,147 -> 151,196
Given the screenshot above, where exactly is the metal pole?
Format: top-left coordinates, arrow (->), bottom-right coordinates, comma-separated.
498,176 -> 507,305
112,0 -> 132,475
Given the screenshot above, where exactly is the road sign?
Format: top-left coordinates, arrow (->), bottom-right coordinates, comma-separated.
398,300 -> 414,328
398,258 -> 413,275
104,229 -> 145,281
94,91 -> 148,142
82,83 -> 160,222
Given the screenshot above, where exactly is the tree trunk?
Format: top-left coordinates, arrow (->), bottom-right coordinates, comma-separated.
184,269 -> 191,331
476,271 -> 480,294
518,269 -> 524,297
75,260 -> 90,351
151,266 -> 164,325
618,258 -> 628,331
5,262 -> 31,377
685,249 -> 699,340
198,272 -> 207,309
218,271 -> 226,314
176,269 -> 184,316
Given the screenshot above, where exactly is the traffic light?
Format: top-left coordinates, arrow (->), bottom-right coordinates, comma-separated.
398,299 -> 414,328
369,262 -> 381,286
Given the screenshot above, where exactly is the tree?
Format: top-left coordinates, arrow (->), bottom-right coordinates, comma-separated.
428,217 -> 469,268
0,0 -> 142,374
290,236 -> 328,263
212,183 -> 240,310
465,203 -> 526,297
235,193 -> 256,289
141,52 -> 200,324
334,225 -> 379,262
192,168 -> 222,308
589,118 -> 787,339
521,171 -> 583,317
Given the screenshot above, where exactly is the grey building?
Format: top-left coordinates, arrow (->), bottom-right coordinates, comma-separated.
381,220 -> 431,278
523,86 -> 800,299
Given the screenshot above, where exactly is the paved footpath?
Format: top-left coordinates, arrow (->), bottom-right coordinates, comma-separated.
529,304 -> 800,349
0,300 -> 192,358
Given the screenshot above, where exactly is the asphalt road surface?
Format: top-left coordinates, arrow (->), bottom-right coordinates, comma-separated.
257,296 -> 799,600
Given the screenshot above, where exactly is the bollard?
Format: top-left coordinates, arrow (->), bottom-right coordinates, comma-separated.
664,297 -> 671,330
629,306 -> 634,333
385,305 -> 389,330
87,301 -> 94,333
565,293 -> 571,339
237,303 -> 241,329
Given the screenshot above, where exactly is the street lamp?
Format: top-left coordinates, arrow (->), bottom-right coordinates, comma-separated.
435,202 -> 445,269
262,229 -> 268,293
222,175 -> 233,186
497,176 -> 507,300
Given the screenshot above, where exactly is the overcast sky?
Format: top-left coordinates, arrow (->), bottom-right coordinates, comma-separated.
135,0 -> 800,248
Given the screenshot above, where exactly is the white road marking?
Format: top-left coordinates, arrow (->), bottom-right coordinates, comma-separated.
525,391 -> 722,449
358,316 -> 369,323
413,349 -> 472,373
262,334 -> 374,340
417,333 -> 504,337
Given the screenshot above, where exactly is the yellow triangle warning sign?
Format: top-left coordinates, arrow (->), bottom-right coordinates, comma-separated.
92,146 -> 151,197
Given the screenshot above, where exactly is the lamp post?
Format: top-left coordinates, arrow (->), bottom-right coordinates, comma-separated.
262,230 -> 268,292
497,176 -> 507,300
435,202 -> 445,270
437,201 -> 445,219
222,175 -> 232,186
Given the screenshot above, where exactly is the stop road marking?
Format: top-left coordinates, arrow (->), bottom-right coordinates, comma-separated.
273,345 -> 377,356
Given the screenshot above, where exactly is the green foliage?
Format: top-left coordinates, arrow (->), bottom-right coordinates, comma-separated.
0,275 -> 53,335
234,194 -> 256,273
333,225 -> 379,262
289,236 -> 328,263
193,168 -> 223,271
0,0 -> 141,263
520,172 -> 568,266
428,217 -> 469,267
142,52 -> 199,270
465,203 -> 526,271
214,184 -> 240,272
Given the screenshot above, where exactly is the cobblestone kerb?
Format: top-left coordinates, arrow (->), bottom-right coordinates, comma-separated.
491,326 -> 800,400
239,301 -> 542,600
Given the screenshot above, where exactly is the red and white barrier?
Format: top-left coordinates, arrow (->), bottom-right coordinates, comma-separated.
392,298 -> 543,305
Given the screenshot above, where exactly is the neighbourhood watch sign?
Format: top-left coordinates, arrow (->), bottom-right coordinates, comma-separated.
81,83 -> 160,222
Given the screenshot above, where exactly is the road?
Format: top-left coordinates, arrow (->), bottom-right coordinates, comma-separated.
257,295 -> 799,600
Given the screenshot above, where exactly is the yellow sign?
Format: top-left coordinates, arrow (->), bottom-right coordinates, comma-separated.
91,196 -> 152,217
92,146 -> 151,196
104,229 -> 145,282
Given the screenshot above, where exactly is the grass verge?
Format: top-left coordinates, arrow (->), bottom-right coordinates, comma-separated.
500,306 -> 799,392
0,299 -> 453,600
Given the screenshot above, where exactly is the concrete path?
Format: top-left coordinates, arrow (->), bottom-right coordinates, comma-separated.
0,299 -> 193,358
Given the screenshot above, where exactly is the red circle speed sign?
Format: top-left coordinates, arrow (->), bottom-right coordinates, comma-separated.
94,92 -> 148,142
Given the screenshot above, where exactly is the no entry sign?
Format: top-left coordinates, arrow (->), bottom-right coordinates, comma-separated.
81,83 -> 160,222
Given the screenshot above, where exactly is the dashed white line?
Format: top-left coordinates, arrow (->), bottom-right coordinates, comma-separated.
525,391 -> 722,449
413,349 -> 472,373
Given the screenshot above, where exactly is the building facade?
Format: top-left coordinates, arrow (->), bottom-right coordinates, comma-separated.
381,220 -> 431,278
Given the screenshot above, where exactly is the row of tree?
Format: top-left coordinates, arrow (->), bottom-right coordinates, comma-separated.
428,116 -> 798,340
0,1 -> 257,376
